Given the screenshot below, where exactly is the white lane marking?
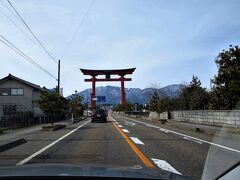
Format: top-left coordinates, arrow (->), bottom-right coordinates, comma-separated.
159,128 -> 169,133
146,124 -> 155,128
151,158 -> 182,175
183,137 -> 203,144
115,115 -> 240,154
130,137 -> 144,145
118,125 -> 123,127
122,129 -> 130,133
125,121 -> 136,126
16,120 -> 91,165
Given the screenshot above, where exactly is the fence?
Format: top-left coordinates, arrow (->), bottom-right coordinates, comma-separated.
0,112 -> 58,129
0,111 -> 33,129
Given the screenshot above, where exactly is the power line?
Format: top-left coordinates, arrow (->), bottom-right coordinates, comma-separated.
0,3 -> 34,43
7,0 -> 58,64
70,0 -> 95,43
0,35 -> 57,80
0,36 -> 57,80
0,0 -> 21,23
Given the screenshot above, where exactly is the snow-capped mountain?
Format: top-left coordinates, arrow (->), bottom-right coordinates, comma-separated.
68,84 -> 184,105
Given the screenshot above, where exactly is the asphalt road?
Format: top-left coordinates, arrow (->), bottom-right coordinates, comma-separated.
0,113 -> 239,180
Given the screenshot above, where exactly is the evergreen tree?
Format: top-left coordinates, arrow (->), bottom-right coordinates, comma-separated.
36,91 -> 65,125
178,76 -> 209,110
69,92 -> 83,117
211,45 -> 240,109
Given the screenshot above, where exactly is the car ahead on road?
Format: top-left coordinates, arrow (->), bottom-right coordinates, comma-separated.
91,109 -> 107,123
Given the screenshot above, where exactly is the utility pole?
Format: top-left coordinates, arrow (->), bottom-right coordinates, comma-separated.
210,78 -> 213,90
57,60 -> 60,95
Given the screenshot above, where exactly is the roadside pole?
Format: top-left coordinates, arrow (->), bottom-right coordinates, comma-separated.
71,113 -> 74,123
57,60 -> 60,95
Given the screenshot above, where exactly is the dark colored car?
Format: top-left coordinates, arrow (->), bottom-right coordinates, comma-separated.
91,109 -> 107,123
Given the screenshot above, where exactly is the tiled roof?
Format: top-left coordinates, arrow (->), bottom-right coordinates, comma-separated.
0,74 -> 48,91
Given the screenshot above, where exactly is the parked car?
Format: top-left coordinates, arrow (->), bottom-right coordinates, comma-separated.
91,109 -> 107,123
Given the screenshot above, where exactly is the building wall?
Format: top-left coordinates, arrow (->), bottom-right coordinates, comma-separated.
0,79 -> 33,112
32,90 -> 44,117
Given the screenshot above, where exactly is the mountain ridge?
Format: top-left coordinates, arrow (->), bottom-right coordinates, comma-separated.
68,84 -> 184,104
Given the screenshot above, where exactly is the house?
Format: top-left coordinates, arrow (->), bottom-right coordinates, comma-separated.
0,74 -> 47,118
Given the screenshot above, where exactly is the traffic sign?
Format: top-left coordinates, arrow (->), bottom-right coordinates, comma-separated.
97,96 -> 106,102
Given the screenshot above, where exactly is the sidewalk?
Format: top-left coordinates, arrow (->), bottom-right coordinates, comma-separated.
0,118 -> 78,144
0,117 -> 88,153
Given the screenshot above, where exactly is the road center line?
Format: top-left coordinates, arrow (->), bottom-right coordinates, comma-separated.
115,115 -> 240,154
110,116 -> 154,168
16,120 -> 91,165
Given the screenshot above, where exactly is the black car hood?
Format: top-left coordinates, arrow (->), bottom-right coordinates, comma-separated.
0,164 -> 190,179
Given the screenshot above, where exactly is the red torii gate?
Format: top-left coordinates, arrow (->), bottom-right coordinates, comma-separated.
80,68 -> 136,109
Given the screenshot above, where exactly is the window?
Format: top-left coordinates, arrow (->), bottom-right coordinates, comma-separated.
11,88 -> 24,96
0,88 -> 11,96
0,88 -> 24,96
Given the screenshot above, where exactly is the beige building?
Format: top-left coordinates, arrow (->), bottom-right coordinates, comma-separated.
0,74 -> 47,118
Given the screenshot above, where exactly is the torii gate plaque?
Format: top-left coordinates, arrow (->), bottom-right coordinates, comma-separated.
80,68 -> 136,109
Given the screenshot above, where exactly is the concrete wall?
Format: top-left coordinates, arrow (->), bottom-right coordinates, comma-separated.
149,111 -> 159,120
149,111 -> 168,120
149,111 -> 240,127
170,110 -> 240,127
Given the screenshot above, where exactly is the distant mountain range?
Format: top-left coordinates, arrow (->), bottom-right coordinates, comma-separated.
68,84 -> 184,105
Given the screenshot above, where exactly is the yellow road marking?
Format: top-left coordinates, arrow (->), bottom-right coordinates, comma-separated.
110,117 -> 155,168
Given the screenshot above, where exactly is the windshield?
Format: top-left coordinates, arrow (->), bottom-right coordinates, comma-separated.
0,0 -> 240,180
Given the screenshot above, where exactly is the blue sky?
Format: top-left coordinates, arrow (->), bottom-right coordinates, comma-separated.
0,0 -> 240,96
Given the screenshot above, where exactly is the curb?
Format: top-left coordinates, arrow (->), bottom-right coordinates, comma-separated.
72,117 -> 88,124
42,124 -> 66,131
0,138 -> 27,153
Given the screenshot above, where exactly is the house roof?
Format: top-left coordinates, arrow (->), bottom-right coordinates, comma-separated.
0,74 -> 48,91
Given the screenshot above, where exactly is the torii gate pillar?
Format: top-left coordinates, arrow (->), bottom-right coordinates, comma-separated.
91,75 -> 96,108
120,75 -> 126,106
